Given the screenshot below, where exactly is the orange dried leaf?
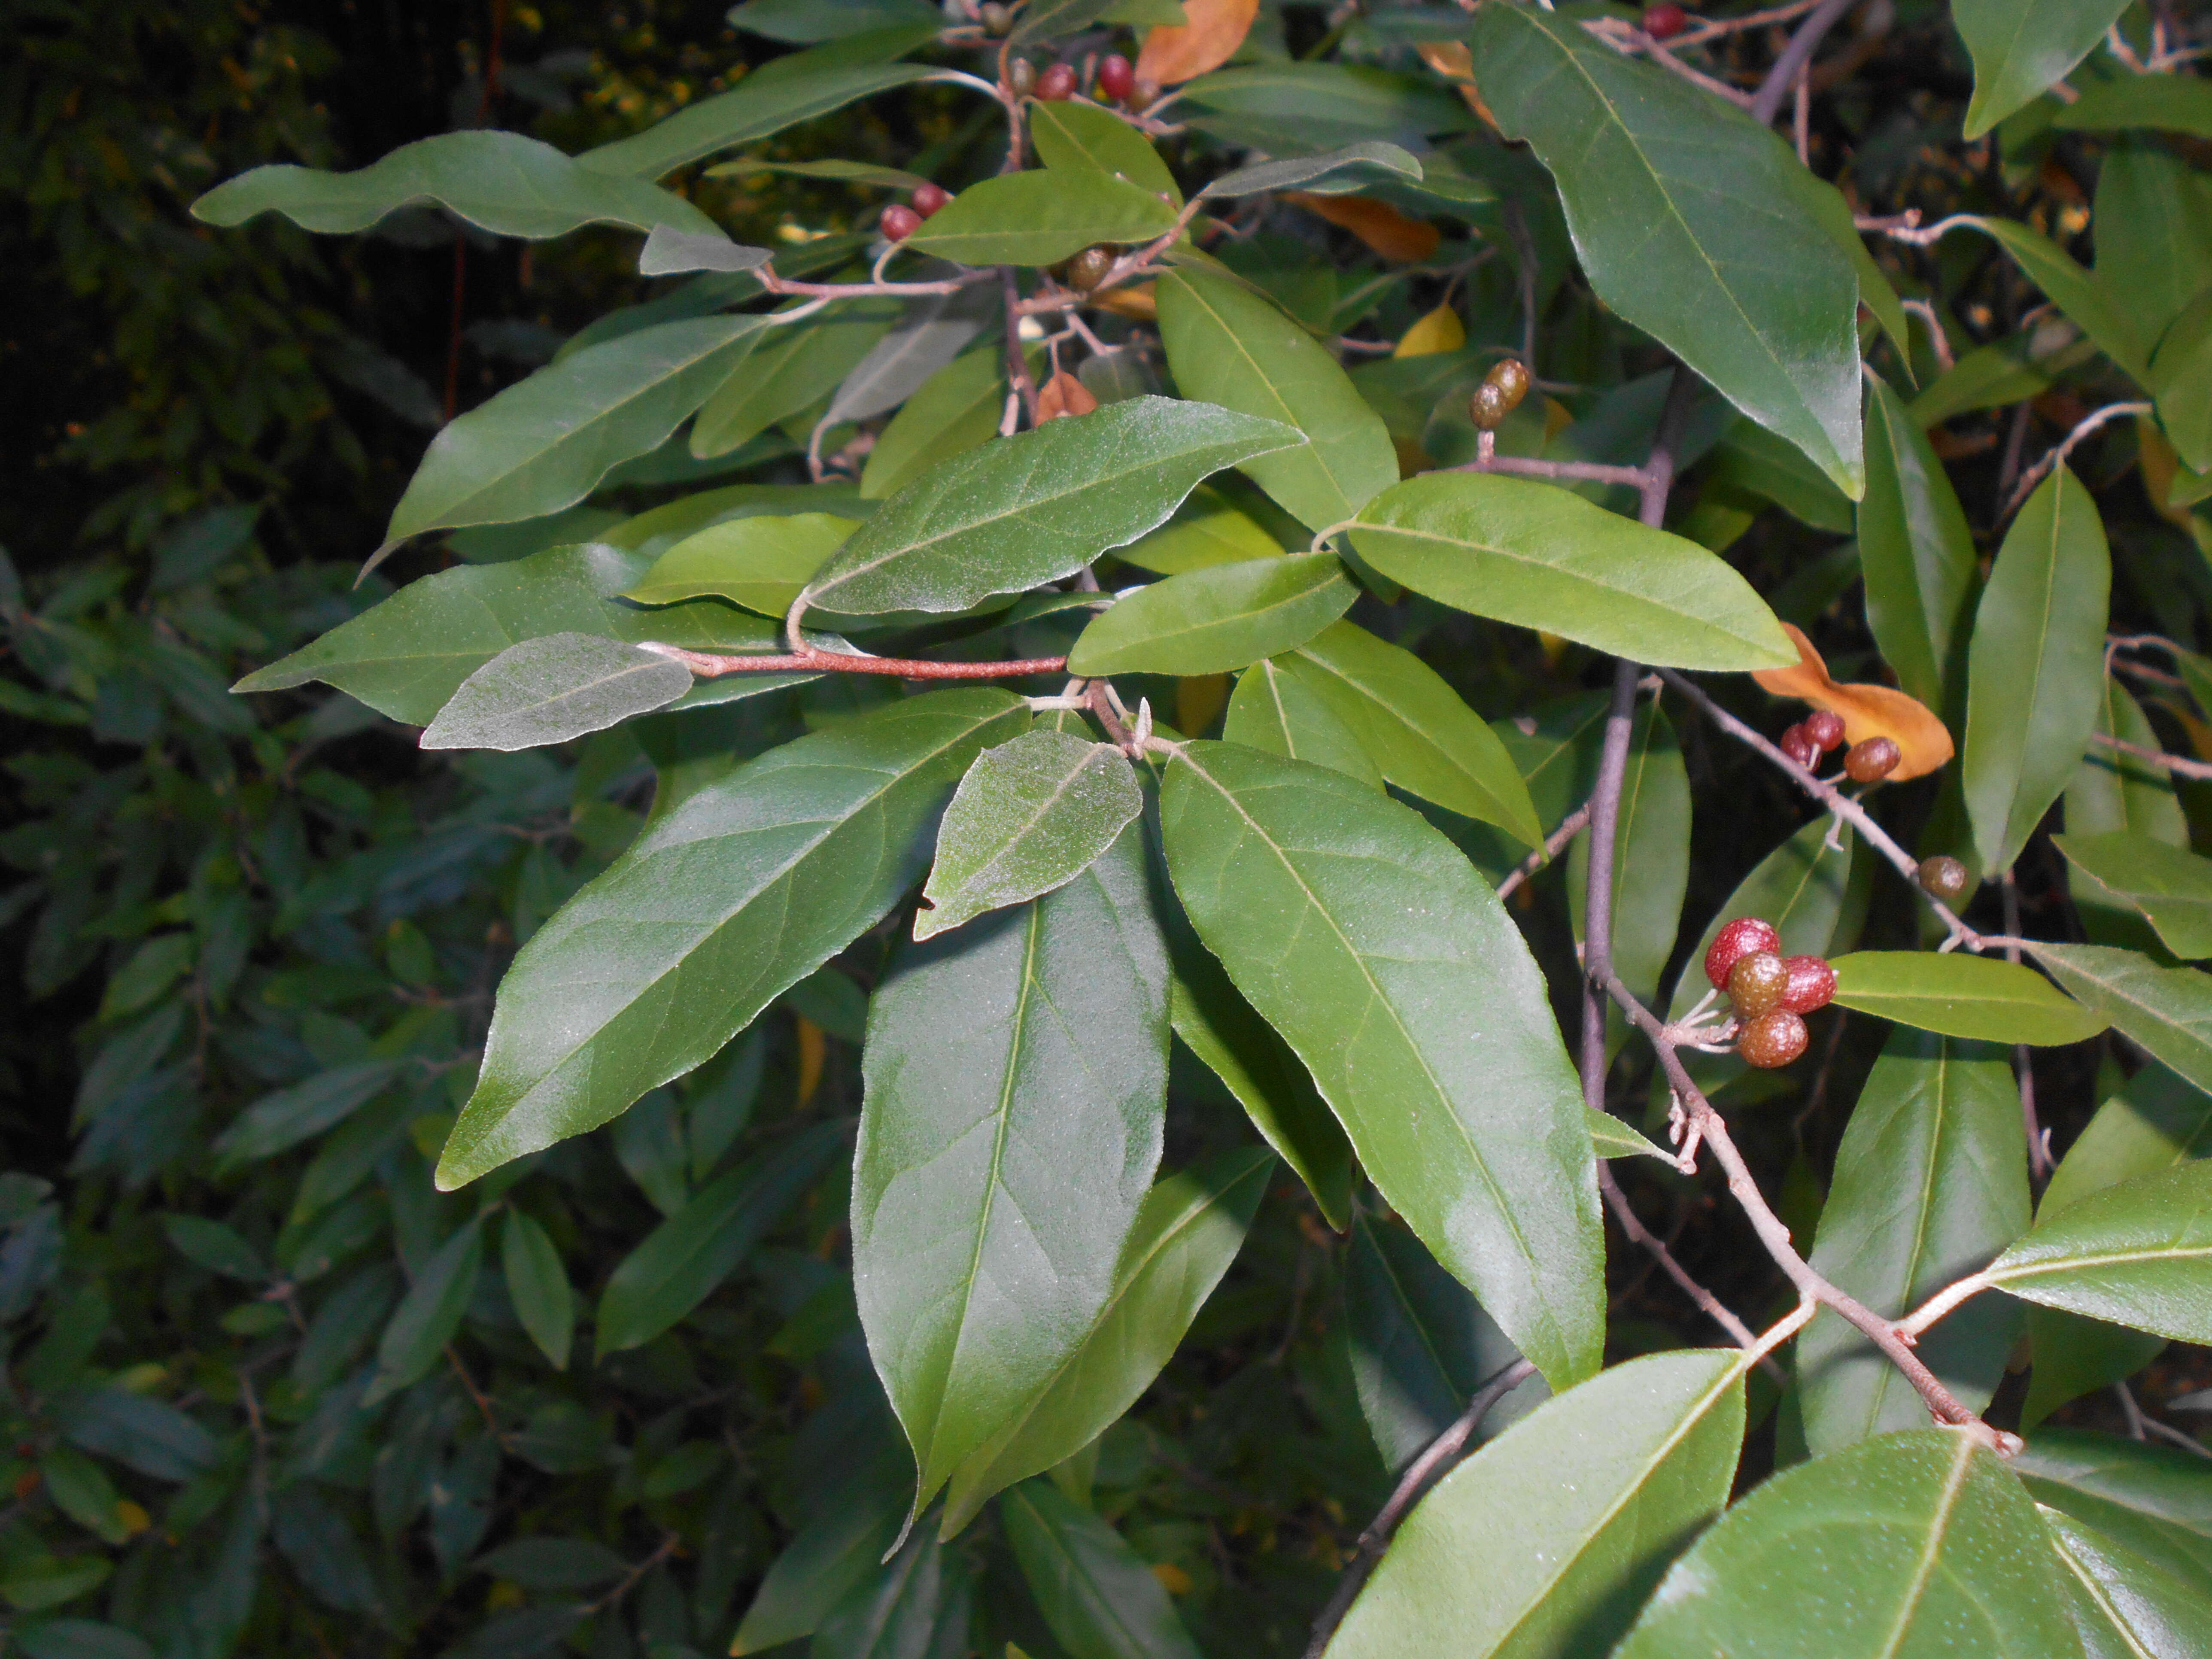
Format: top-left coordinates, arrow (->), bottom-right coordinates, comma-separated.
1752,623 -> 1954,781
1036,370 -> 1099,423
1416,40 -> 1474,80
1091,282 -> 1157,321
1284,192 -> 1440,262
1136,0 -> 1259,87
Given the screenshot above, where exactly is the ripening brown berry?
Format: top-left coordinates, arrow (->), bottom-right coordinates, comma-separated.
1917,855 -> 1971,905
1780,724 -> 1819,770
1065,244 -> 1116,292
1007,57 -> 1036,96
1740,1009 -> 1810,1069
1844,736 -> 1901,783
1804,710 -> 1845,753
1098,52 -> 1136,102
1469,382 -> 1512,431
1485,357 -> 1531,413
979,1 -> 1012,35
1037,62 -> 1077,100
879,203 -> 923,242
1130,75 -> 1161,109
1779,955 -> 1836,1015
1705,916 -> 1782,990
1728,950 -> 1790,1017
912,182 -> 951,219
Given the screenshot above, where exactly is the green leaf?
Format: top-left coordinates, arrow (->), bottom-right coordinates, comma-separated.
1282,621 -> 1542,846
826,283 -> 1000,429
814,1525 -> 973,1659
1586,1108 -> 1673,1161
861,350 -> 1010,501
1471,4 -> 1863,496
13,1620 -> 152,1659
1702,419 -> 1856,534
2032,944 -> 2212,1094
1066,555 -> 1355,677
1010,0 -> 1124,43
855,825 -> 1168,1519
1346,473 -> 1797,672
1668,817 -> 1861,1028
1027,100 -> 1179,204
623,513 -> 857,617
1798,1031 -> 2030,1454
418,633 -> 692,752
438,690 -> 1028,1187
1859,375 -> 1978,710
1908,326 -> 2100,429
1196,142 -> 1423,201
54,1389 -> 216,1483
1982,1161 -> 2212,1343
2151,289 -> 2212,475
1224,659 -> 1383,790
191,130 -> 719,238
2042,1501 -> 2212,1659
160,1215 -> 265,1282
1155,269 -> 1399,532
734,1480 -> 910,1654
1342,1216 -> 1544,1477
903,171 -> 1178,269
1175,63 -> 1474,155
1828,951 -> 2107,1046
208,1061 -> 399,1170
691,301 -> 900,459
1160,742 -> 1603,1388
2055,73 -> 2212,139
1000,1480 -> 1201,1659
801,397 -> 1299,616
916,730 -> 1145,942
1943,217 -> 2153,384
1963,467 -> 2112,872
500,1210 -> 574,1371
939,1148 -> 1270,1533
1956,0 -> 2133,138
579,54 -> 939,179
365,1216 -> 483,1405
2095,140 -> 2212,354
597,1121 -> 844,1353
728,0 -> 941,43
385,316 -> 773,544
40,1445 -> 129,1545
2066,680 -> 2189,881
1616,1431 -> 2084,1658
1328,1351 -> 1746,1659
2014,1428 -> 2212,1544
1118,489 -> 1283,575
1568,701 -> 1690,1015
2055,833 -> 2212,960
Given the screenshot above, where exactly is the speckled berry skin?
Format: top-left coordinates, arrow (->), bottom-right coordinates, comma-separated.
1065,245 -> 1114,292
1098,53 -> 1135,102
1705,916 -> 1782,991
912,183 -> 951,219
1740,1009 -> 1809,1069
1037,63 -> 1077,100
1844,736 -> 1901,782
1728,951 -> 1790,1017
879,204 -> 922,242
1780,724 -> 1819,769
1780,955 -> 1836,1015
1643,4 -> 1689,39
1916,856 -> 1969,904
1804,710 -> 1845,752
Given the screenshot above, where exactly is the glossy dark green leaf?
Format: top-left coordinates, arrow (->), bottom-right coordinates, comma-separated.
418,633 -> 692,751
53,1389 -> 216,1483
916,730 -> 1144,941
1799,1031 -> 2030,1453
2095,140 -> 2212,355
1828,951 -> 2106,1046
1066,555 -> 1354,677
1957,0 -> 2131,136
855,825 -> 1168,1519
860,350 -> 1008,501
1619,1430 -> 2084,1658
191,130 -> 719,239
1000,1480 -> 1201,1659
1224,659 -> 1382,790
365,1216 -> 483,1405
1282,621 -> 1541,845
1027,99 -> 1179,203
2056,833 -> 2212,960
1702,419 -> 1856,534
1155,269 -> 1399,533
1946,217 -> 2152,383
1982,1160 -> 2212,1343
1346,474 -> 1797,671
2044,1501 -> 2212,1659
692,302 -> 900,460
734,1480 -> 910,1655
623,512 -> 857,617
1568,702 -> 1689,1016
2015,1429 -> 2212,1546
1328,1351 -> 1746,1659
2055,73 -> 2212,138
813,1525 -> 972,1659
1471,4 -> 1862,495
801,397 -> 1297,616
1196,142 -> 1422,201
1859,375 -> 1978,709
2151,289 -> 2212,474
2032,944 -> 2212,1094
1161,743 -> 1603,1387
1174,63 -> 1473,155
939,1148 -> 1270,1532
500,1210 -> 573,1371
438,691 -> 1028,1186
903,171 -> 1178,269
597,1121 -> 844,1352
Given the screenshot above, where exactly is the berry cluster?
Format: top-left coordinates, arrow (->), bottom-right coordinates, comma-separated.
1778,708 -> 1900,784
1468,358 -> 1532,431
1703,917 -> 1835,1070
878,182 -> 952,244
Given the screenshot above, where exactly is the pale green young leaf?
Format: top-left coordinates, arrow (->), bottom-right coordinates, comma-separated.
2055,833 -> 2212,960
417,634 -> 693,752
1000,1481 -> 1201,1659
1117,489 -> 1283,574
1586,1109 -> 1673,1161
1155,270 -> 1398,533
902,172 -> 1179,268
2033,944 -> 2212,1095
1224,659 -> 1382,790
437,691 -> 1029,1187
916,730 -> 1144,942
1160,743 -> 1603,1388
1066,555 -> 1355,677
1799,1032 -> 2029,1453
855,826 -> 1168,1523
1328,1352 -> 1746,1659
365,1218 -> 483,1405
1828,951 -> 2107,1046
1983,1161 -> 2212,1344
500,1211 -> 574,1371
860,350 -> 1009,501
801,397 -> 1299,616
622,513 -> 858,616
1026,99 -> 1179,203
1956,0 -> 2133,138
1346,473 -> 1797,672
691,301 -> 899,459
1859,375 -> 1977,709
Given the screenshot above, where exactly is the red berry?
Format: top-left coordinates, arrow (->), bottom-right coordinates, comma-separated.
1844,736 -> 1901,783
1779,955 -> 1836,1016
1644,4 -> 1689,39
912,182 -> 951,219
1098,52 -> 1136,102
1037,63 -> 1077,100
1804,710 -> 1846,753
1740,1009 -> 1809,1070
1727,951 -> 1790,1017
1705,916 -> 1782,991
879,203 -> 923,242
1780,723 -> 1819,769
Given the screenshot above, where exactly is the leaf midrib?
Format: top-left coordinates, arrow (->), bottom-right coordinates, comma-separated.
1872,1435 -> 1977,1659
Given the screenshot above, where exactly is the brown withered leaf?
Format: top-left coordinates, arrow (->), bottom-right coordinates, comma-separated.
1136,0 -> 1259,87
1036,370 -> 1099,423
1753,623 -> 1955,781
1284,192 -> 1440,262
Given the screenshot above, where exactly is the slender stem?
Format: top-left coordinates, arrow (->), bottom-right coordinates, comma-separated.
1896,1271 -> 1993,1339
1596,1162 -> 1781,1373
2001,401 -> 2154,520
2002,872 -> 2054,1181
1447,454 -> 1648,487
1301,1358 -> 1538,1659
641,643 -> 1068,680
1003,266 -> 1039,424
1581,662 -> 1641,1112
1750,0 -> 1858,125
2090,730 -> 2212,781
1495,800 -> 1591,900
762,268 -> 997,300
